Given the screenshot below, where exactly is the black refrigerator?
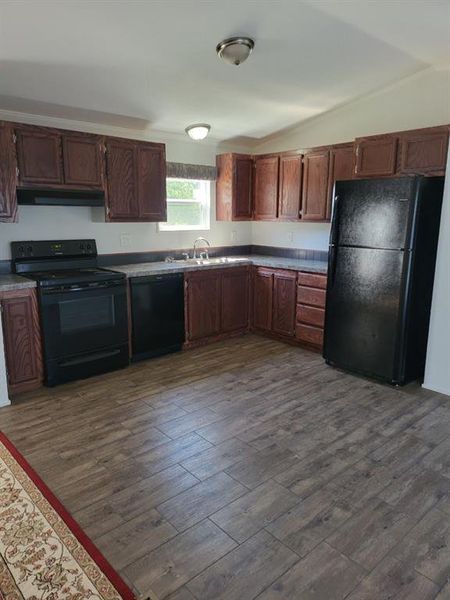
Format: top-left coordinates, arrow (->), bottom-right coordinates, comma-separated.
323,176 -> 444,385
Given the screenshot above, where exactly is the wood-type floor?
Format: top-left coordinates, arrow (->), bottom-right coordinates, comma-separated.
1,335 -> 450,600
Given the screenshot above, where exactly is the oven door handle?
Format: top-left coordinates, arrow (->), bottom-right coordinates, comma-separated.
42,282 -> 124,294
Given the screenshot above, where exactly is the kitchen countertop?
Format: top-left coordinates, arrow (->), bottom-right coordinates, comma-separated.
0,256 -> 327,290
0,274 -> 37,292
108,255 -> 328,278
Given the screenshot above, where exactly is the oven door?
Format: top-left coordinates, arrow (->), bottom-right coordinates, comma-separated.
39,280 -> 128,360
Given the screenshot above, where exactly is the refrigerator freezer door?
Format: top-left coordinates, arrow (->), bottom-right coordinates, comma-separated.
334,178 -> 417,250
324,246 -> 406,383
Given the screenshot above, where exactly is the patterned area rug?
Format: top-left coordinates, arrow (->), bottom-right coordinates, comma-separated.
0,431 -> 136,600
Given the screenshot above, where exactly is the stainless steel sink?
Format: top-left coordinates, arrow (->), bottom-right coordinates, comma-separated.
173,257 -> 247,266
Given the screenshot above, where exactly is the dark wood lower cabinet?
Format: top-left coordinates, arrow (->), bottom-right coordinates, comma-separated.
296,271 -> 327,350
252,267 -> 297,339
272,270 -> 296,336
185,267 -> 250,343
0,288 -> 43,395
221,267 -> 250,333
252,268 -> 274,332
185,270 -> 222,341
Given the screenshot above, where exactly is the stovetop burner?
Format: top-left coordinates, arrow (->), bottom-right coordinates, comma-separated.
11,240 -> 124,287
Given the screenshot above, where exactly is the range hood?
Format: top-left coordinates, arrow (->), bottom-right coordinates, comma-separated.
17,188 -> 105,207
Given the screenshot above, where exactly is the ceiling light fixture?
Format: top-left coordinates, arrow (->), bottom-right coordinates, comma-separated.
216,36 -> 255,66
185,123 -> 211,140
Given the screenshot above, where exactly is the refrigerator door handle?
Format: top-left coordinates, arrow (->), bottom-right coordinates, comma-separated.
329,244 -> 338,288
330,195 -> 340,246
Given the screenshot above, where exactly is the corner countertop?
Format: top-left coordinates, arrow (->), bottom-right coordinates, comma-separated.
108,255 -> 328,278
0,274 -> 37,292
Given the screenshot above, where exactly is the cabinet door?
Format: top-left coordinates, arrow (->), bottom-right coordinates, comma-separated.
400,130 -> 449,174
301,150 -> 330,221
354,135 -> 398,177
327,144 -> 354,219
137,144 -> 167,221
272,270 -> 296,337
0,290 -> 42,393
279,154 -> 302,221
254,156 -> 279,220
233,155 -> 253,219
0,123 -> 18,222
221,267 -> 249,332
16,129 -> 63,185
62,134 -> 104,187
186,271 -> 221,341
105,139 -> 139,220
253,268 -> 273,331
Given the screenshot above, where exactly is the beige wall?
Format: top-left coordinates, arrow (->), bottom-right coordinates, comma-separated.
255,67 -> 450,153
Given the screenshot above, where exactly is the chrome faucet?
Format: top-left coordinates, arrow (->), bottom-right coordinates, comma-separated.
193,237 -> 211,259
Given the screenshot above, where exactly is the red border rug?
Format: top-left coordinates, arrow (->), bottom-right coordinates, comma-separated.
0,430 -> 136,599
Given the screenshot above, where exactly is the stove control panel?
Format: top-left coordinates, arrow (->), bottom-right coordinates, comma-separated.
11,240 -> 97,260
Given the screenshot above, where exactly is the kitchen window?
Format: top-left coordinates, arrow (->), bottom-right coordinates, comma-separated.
159,178 -> 211,231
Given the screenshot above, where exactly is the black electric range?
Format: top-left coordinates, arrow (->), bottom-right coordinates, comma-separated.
11,239 -> 129,386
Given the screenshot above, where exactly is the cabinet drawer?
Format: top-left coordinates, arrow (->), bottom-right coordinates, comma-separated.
295,323 -> 324,347
297,272 -> 327,289
296,304 -> 325,328
297,286 -> 326,308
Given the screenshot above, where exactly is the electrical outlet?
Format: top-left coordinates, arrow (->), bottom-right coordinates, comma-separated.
231,230 -> 237,242
120,233 -> 131,248
287,231 -> 294,243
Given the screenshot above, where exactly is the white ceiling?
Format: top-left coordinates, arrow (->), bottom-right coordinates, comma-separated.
0,0 -> 449,142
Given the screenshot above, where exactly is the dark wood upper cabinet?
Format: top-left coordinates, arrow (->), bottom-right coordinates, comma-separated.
234,155 -> 253,219
354,135 -> 398,177
0,289 -> 43,395
252,268 -> 273,331
105,139 -> 138,220
327,143 -> 354,218
221,267 -> 250,333
16,128 -> 63,185
301,149 -> 330,221
136,144 -> 167,221
0,123 -> 18,223
185,270 -> 221,341
216,153 -> 253,221
399,128 -> 449,174
278,154 -> 302,221
272,270 -> 296,337
254,155 -> 279,220
105,138 -> 166,222
62,134 -> 104,188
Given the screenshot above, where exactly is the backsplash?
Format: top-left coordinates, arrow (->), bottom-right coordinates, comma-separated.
0,244 -> 328,274
250,245 -> 328,261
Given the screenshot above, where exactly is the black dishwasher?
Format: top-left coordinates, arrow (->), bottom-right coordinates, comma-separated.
130,273 -> 185,361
